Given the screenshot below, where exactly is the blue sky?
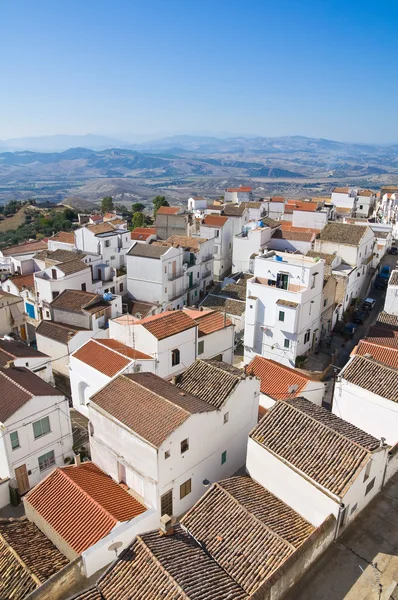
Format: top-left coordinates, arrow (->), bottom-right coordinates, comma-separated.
1,0 -> 397,142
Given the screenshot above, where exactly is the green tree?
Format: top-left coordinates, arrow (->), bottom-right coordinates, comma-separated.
101,196 -> 114,214
131,212 -> 145,229
152,195 -> 169,216
132,202 -> 145,213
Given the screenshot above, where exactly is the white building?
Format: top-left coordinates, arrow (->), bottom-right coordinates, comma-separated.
246,355 -> 325,409
183,308 -> 235,363
268,226 -> 316,255
0,366 -> 73,504
2,274 -> 37,326
333,354 -> 398,447
0,289 -> 30,342
232,221 -> 274,273
247,397 -> 389,529
244,251 -> 324,367
282,200 -> 330,230
187,196 -> 208,216
224,186 -> 253,204
75,222 -> 132,270
221,204 -> 250,236
355,189 -> 376,218
263,196 -> 286,220
385,270 -> 398,315
330,187 -> 358,215
0,338 -> 53,384
130,227 -> 157,244
70,338 -> 155,418
47,231 -> 76,251
200,215 -> 234,281
0,240 -> 47,276
89,361 -> 259,517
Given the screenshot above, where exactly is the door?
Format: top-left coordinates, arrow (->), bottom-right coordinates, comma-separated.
98,268 -> 102,281
189,272 -> 193,287
15,464 -> 30,495
161,489 -> 173,517
19,324 -> 27,341
172,260 -> 176,278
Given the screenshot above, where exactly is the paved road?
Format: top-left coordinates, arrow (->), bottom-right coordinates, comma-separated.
284,473 -> 398,600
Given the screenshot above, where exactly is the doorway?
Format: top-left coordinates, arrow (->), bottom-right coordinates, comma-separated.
15,464 -> 30,494
20,325 -> 27,341
161,489 -> 173,517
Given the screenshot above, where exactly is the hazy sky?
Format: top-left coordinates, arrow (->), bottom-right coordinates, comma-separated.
1,0 -> 397,143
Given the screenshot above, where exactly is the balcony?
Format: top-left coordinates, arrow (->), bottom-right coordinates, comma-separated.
202,269 -> 212,279
168,290 -> 185,302
186,281 -> 200,292
201,254 -> 213,263
168,271 -> 184,281
251,276 -> 306,294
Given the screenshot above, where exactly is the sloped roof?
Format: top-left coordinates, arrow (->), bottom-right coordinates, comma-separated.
97,526 -> 248,600
130,230 -> 155,241
156,206 -> 181,215
127,243 -> 170,258
0,367 -> 61,422
35,248 -> 86,264
165,235 -> 207,252
286,200 -> 319,212
306,250 -> 335,264
201,294 -> 246,316
86,223 -> 115,235
50,290 -> 110,314
272,228 -> 315,242
73,339 -> 151,377
0,339 -> 48,365
246,356 -> 313,399
8,273 -> 35,291
342,355 -> 398,402
226,186 -> 252,192
1,240 -> 48,256
48,231 -> 75,244
181,476 -> 315,595
376,311 -> 398,330
137,310 -> 196,340
55,259 -> 90,275
353,340 -> 398,369
91,372 -> 215,447
176,359 -> 242,408
35,321 -> 86,344
25,463 -> 146,554
202,214 -> 229,227
184,308 -> 233,335
366,326 -> 398,348
250,398 -> 378,496
319,222 -> 369,245
222,204 -> 247,216
0,517 -> 69,600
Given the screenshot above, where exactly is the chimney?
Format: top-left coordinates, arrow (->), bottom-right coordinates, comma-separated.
159,514 -> 174,536
74,453 -> 81,467
171,376 -> 178,385
4,360 -> 14,369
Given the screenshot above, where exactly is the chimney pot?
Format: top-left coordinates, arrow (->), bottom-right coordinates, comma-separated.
74,453 -> 81,467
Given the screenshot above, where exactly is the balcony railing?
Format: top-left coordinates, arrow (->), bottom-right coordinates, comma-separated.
202,254 -> 213,263
186,281 -> 200,292
202,269 -> 212,278
168,271 -> 184,281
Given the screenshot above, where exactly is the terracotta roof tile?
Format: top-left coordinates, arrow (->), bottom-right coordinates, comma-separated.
0,367 -> 60,422
73,339 -> 151,377
127,243 -> 170,258
353,340 -> 398,369
270,196 -> 285,203
91,372 -> 215,447
272,229 -> 315,242
138,310 -> 196,340
366,326 -> 398,348
55,259 -> 90,275
286,200 -> 319,212
181,476 -> 314,594
8,273 -> 35,291
201,294 -> 246,316
98,526 -> 248,600
226,186 -> 252,192
35,320 -> 86,344
86,223 -> 115,235
50,290 -> 110,314
202,214 -> 229,227
222,204 -> 247,216
184,309 -> 232,335
156,206 -> 181,215
306,250 -> 335,264
0,339 -> 48,365
176,359 -> 242,408
130,230 -> 155,241
333,187 -> 350,193
96,338 -> 151,359
319,222 -> 369,245
276,299 -> 299,308
165,235 -> 207,252
342,355 -> 398,402
25,463 -> 146,554
376,312 -> 398,330
250,398 -> 379,496
245,356 -> 312,399
1,240 -> 48,256
48,231 -> 75,244
68,588 -> 103,600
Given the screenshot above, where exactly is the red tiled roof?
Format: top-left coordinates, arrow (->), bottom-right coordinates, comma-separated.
8,273 -> 35,291
366,327 -> 398,348
156,206 -> 181,215
184,309 -> 232,336
245,356 -> 312,399
226,186 -> 252,192
96,339 -> 151,360
25,463 -> 146,554
48,231 -> 75,244
1,240 -> 48,256
353,340 -> 398,369
202,215 -> 229,227
272,229 -> 315,242
90,215 -> 102,221
137,310 -> 196,340
286,200 -> 319,212
269,196 -> 285,203
130,230 -> 154,241
73,340 -> 131,377
133,227 -> 156,234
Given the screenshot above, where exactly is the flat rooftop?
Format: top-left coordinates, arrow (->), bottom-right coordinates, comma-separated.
257,250 -> 318,267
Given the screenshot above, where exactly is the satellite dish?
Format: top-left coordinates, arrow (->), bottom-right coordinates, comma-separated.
108,541 -> 123,556
288,384 -> 299,395
202,479 -> 211,487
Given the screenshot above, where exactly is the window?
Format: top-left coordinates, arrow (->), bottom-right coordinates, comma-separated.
81,283 -> 86,291
363,461 -> 371,482
311,274 -> 316,289
359,205 -> 363,210
180,478 -> 191,499
10,431 -> 19,450
215,230 -> 220,238
164,450 -> 170,460
223,412 -> 229,424
198,340 -> 204,355
164,266 -> 167,273
105,240 -> 111,247
304,330 -> 311,344
323,298 -> 327,307
171,348 -> 180,367
350,503 -> 358,515
46,311 -> 50,318
165,287 -> 167,293
197,272 -> 200,278
38,450 -> 55,472
33,416 -> 50,439
278,310 -> 285,322
284,338 -> 290,349
51,269 -> 57,279
119,282 -> 124,293
365,477 -> 375,496
221,450 -> 227,465
52,291 -> 59,300
181,438 -> 189,454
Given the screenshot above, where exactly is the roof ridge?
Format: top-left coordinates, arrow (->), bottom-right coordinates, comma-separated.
0,346 -> 16,360
59,465 -> 119,524
284,400 -> 372,453
214,482 -> 296,551
352,353 -> 398,375
135,535 -> 190,600
92,338 -> 136,362
198,359 -> 241,380
0,530 -> 41,586
0,369 -> 33,398
120,375 -> 192,417
249,356 -> 312,381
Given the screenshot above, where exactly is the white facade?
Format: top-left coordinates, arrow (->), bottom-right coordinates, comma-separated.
244,252 -> 324,367
89,375 -> 259,517
0,349 -> 53,384
199,219 -> 234,281
34,264 -> 93,308
0,387 -> 73,503
291,209 -> 328,230
259,379 -> 325,410
385,271 -> 398,315
356,191 -> 376,218
0,291 -> 29,341
224,187 -> 253,204
232,223 -> 272,273
75,226 -> 131,270
264,200 -> 285,220
331,188 -> 358,212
